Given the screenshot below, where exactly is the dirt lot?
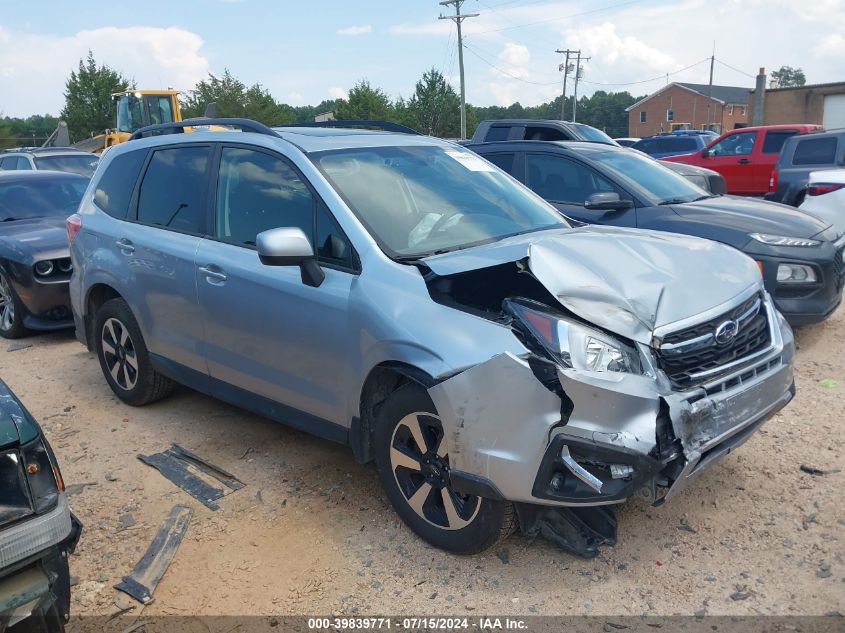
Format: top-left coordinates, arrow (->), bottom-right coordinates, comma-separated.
1,309 -> 843,619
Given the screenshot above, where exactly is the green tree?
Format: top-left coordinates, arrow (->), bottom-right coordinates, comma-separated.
61,52 -> 129,141
770,66 -> 806,88
406,68 -> 460,137
334,80 -> 394,120
182,69 -> 295,124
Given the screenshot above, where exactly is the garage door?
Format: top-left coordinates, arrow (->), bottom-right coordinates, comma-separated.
823,94 -> 845,130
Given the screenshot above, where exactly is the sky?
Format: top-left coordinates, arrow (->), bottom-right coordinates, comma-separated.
1,0 -> 843,117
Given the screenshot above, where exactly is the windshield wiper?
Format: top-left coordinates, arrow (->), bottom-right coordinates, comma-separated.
1,217 -> 22,222
657,198 -> 693,205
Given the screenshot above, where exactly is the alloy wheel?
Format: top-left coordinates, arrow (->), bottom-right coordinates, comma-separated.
0,275 -> 14,332
101,317 -> 139,391
389,412 -> 481,531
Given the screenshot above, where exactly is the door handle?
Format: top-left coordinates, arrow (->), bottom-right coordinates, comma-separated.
737,158 -> 750,164
115,238 -> 135,254
198,265 -> 228,283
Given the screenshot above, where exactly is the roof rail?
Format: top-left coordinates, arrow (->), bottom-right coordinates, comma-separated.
287,120 -> 420,135
128,117 -> 282,141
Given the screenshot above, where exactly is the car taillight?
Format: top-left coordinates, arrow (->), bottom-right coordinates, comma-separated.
769,168 -> 778,192
66,214 -> 82,241
807,183 -> 845,197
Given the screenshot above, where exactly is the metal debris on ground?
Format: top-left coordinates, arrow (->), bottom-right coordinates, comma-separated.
800,464 -> 840,476
114,504 -> 192,608
138,444 -> 245,510
6,342 -> 32,352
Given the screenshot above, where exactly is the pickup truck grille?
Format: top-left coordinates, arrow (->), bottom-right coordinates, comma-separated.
657,293 -> 771,389
0,449 -> 34,526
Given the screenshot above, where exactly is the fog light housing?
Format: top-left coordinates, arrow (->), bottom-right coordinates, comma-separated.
776,263 -> 817,283
34,260 -> 54,276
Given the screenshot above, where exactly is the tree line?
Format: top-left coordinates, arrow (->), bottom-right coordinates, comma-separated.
2,51 -> 642,148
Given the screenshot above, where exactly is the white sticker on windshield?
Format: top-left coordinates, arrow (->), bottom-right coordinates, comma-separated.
445,149 -> 496,172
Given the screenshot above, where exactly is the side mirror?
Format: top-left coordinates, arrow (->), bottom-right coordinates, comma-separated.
256,227 -> 325,287
701,148 -> 710,158
584,192 -> 633,211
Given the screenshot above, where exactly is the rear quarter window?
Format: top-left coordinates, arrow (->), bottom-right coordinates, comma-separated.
94,149 -> 147,219
792,137 -> 838,165
762,130 -> 798,154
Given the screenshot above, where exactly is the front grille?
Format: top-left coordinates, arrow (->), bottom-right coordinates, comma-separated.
657,293 -> 771,389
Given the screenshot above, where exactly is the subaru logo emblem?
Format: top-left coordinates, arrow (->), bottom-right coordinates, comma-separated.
714,320 -> 739,345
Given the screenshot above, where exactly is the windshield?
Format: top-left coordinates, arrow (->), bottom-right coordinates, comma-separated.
116,95 -> 144,133
592,149 -> 710,204
34,154 -> 98,177
571,124 -> 616,145
0,179 -> 87,220
314,145 -> 568,257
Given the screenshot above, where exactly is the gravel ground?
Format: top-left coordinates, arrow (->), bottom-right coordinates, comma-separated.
1,308 -> 843,619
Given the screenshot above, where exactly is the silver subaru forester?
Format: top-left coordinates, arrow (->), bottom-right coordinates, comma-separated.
68,120 -> 794,556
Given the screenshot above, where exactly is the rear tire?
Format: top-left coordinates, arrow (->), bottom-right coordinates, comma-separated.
94,298 -> 173,406
0,270 -> 27,339
374,383 -> 516,554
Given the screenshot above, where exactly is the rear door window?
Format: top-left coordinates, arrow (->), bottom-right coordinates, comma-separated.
0,158 -> 15,170
15,157 -> 32,170
792,137 -> 838,165
484,126 -> 511,142
761,130 -> 798,154
483,153 -> 516,174
136,145 -> 211,234
94,149 -> 147,219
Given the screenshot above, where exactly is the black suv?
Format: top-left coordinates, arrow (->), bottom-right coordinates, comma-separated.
766,129 -> 845,206
469,139 -> 845,325
469,119 -> 617,145
0,379 -> 80,631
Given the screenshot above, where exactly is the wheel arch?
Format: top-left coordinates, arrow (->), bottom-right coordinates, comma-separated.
83,283 -> 123,351
350,361 -> 437,465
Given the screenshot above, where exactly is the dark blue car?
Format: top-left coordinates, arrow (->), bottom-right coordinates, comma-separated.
469,139 -> 845,325
632,131 -> 717,158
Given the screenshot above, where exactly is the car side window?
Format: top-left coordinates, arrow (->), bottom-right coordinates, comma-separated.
0,157 -> 14,170
136,146 -> 211,234
792,137 -> 837,165
525,127 -> 570,141
483,153 -> 516,175
484,126 -> 511,142
525,154 -> 616,205
709,131 -> 756,157
215,147 -> 314,246
762,130 -> 797,154
315,200 -> 354,269
94,149 -> 147,219
16,157 -> 32,170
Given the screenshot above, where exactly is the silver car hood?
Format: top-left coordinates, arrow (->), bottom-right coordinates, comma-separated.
422,226 -> 762,344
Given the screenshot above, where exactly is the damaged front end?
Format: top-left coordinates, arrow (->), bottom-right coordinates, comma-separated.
423,229 -> 795,557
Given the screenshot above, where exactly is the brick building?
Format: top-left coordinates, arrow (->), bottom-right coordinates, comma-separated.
748,81 -> 845,129
626,83 -> 751,137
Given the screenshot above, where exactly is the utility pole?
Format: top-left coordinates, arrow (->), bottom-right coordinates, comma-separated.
572,52 -> 590,122
555,48 -> 577,120
707,42 -> 715,127
439,0 -> 478,139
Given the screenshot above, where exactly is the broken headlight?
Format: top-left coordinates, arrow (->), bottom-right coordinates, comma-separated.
505,298 -> 642,375
22,437 -> 62,514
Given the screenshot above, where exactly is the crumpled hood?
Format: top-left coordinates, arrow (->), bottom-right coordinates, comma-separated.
423,226 -> 762,344
672,195 -> 832,240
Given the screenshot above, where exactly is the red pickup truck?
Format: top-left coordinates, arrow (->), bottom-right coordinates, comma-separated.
662,124 -> 822,195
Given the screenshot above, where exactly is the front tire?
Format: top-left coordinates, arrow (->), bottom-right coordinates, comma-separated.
0,270 -> 27,339
374,384 -> 516,554
94,298 -> 173,406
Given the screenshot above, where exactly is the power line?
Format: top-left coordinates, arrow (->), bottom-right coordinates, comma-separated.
471,0 -> 644,36
578,58 -> 710,86
714,58 -> 756,79
463,42 -> 561,85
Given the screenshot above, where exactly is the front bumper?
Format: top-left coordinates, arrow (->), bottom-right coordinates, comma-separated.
430,295 -> 795,508
8,270 -> 73,333
0,500 -> 80,632
753,241 -> 845,326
